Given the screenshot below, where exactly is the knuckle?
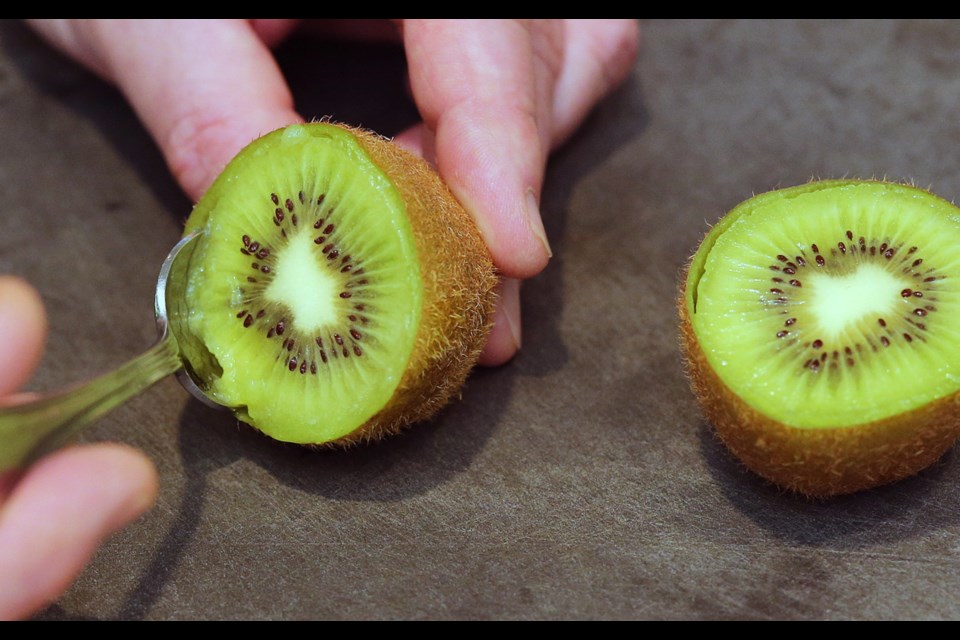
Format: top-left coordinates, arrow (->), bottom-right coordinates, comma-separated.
164,108 -> 233,198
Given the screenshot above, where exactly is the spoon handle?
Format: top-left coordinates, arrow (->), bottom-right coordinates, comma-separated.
0,334 -> 182,472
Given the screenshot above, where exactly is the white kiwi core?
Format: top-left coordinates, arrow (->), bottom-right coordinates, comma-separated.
805,264 -> 908,340
265,231 -> 342,332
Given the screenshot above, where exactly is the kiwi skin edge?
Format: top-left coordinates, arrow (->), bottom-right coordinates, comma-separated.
678,180 -> 960,498
341,125 -> 499,445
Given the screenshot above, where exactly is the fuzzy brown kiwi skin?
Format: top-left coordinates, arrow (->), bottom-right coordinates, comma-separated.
325,125 -> 499,446
678,267 -> 960,498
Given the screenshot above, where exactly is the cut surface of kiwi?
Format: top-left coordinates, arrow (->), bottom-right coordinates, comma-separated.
680,180 -> 960,496
180,123 -> 497,445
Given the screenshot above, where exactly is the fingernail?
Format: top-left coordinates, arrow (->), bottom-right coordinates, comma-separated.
502,277 -> 522,351
525,189 -> 552,259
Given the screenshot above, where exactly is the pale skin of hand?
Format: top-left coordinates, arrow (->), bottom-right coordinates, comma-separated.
4,19 -> 639,619
29,18 -> 641,365
0,277 -> 158,620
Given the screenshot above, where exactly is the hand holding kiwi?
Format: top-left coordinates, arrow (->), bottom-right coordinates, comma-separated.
27,19 -> 641,367
180,123 -> 499,445
680,180 -> 960,497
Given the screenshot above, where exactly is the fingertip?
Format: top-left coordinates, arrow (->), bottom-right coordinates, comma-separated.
0,444 -> 157,620
0,277 -> 47,396
434,104 -> 552,279
399,119 -> 550,280
457,185 -> 552,280
478,278 -> 522,367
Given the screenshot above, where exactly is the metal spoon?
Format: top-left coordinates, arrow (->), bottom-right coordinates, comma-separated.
0,231 -> 220,472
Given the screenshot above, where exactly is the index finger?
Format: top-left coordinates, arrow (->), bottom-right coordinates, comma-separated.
402,19 -> 559,280
32,19 -> 303,201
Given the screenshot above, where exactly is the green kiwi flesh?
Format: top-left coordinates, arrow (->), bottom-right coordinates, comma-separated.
680,180 -> 960,496
180,123 -> 497,445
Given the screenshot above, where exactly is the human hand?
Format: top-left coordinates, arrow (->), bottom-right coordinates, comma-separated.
0,277 -> 157,620
28,19 -> 640,366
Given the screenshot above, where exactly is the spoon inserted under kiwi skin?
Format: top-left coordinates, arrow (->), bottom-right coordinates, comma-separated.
0,231 -> 224,472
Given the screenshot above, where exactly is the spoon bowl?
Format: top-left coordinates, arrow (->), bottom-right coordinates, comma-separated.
156,231 -> 223,410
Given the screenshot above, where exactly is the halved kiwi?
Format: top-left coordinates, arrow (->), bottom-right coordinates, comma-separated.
179,123 -> 498,445
680,179 -> 960,497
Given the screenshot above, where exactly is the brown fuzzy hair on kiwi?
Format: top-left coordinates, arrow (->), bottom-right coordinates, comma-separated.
678,281 -> 960,498
341,126 -> 499,444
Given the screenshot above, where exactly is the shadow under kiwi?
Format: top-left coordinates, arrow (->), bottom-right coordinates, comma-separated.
698,420 -> 960,549
115,361 -> 513,619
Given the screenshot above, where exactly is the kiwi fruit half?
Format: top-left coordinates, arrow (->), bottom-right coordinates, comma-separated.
680,179 -> 960,497
179,122 -> 498,445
